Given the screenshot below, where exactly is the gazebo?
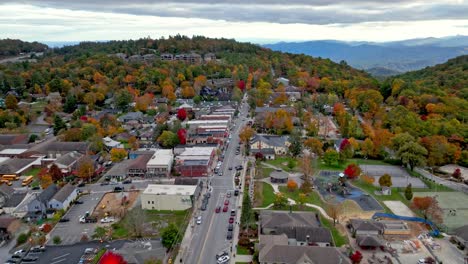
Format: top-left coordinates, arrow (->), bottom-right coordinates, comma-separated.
270,169 -> 289,184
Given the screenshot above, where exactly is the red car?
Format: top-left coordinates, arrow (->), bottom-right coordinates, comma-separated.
215,206 -> 221,213
224,200 -> 229,205
223,205 -> 228,212
229,217 -> 234,224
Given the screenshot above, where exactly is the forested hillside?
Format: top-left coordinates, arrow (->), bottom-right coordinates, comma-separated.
0,39 -> 48,58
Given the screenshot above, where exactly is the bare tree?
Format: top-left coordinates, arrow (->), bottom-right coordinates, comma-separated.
300,153 -> 315,194
326,202 -> 343,226
125,206 -> 147,237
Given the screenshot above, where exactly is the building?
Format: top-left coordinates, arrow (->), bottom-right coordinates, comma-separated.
48,184 -> 78,210
0,184 -> 14,207
27,184 -> 58,218
260,211 -> 333,247
0,158 -> 38,176
349,219 -> 384,236
126,154 -> 152,177
146,149 -> 174,177
0,148 -> 28,158
258,234 -> 350,264
141,184 -> 199,210
204,53 -> 216,62
0,134 -> 28,146
48,151 -> 83,174
104,160 -> 132,181
118,111 -> 144,123
175,147 -> 216,177
269,169 -> 289,184
250,134 -> 290,157
174,53 -> 202,64
2,192 -> 27,215
160,53 -> 174,61
103,137 -> 124,149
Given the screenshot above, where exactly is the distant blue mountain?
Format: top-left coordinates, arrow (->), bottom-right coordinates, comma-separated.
263,36 -> 468,75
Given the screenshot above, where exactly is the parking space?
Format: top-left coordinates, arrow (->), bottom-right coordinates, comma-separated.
48,192 -> 104,245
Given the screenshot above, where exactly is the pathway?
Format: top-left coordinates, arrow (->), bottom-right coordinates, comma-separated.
234,254 -> 253,263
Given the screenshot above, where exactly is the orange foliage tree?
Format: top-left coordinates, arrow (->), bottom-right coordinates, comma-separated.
287,179 -> 298,192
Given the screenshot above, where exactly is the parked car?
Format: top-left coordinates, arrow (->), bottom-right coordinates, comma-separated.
31,186 -> 40,190
22,256 -> 39,262
78,182 -> 85,187
201,204 -> 207,211
228,223 -> 234,231
113,186 -> 124,192
30,246 -> 46,252
13,249 -> 26,255
226,231 -> 233,240
224,200 -> 229,205
5,259 -> 19,264
215,206 -> 221,213
122,179 -> 132,184
234,190 -> 239,196
228,167 -> 232,170
216,252 -> 229,264
205,192 -> 211,198
230,209 -> 236,216
218,171 -> 223,176
75,200 -> 83,204
100,217 -> 115,223
100,182 -> 109,186
226,192 -> 231,198
223,205 -> 228,212
196,216 -> 202,225
84,248 -> 97,254
59,218 -> 70,222
229,217 -> 234,224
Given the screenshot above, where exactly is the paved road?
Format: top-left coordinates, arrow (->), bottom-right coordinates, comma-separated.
182,97 -> 250,264
416,168 -> 468,194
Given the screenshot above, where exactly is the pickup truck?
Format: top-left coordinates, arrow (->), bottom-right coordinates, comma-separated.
79,216 -> 98,223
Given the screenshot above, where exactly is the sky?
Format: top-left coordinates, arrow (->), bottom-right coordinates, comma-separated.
0,1 -> 467,43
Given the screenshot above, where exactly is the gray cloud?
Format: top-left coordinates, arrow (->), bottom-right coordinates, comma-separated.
5,0 -> 468,25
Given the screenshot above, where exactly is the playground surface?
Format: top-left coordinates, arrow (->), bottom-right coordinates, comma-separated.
413,192 -> 468,231
316,170 -> 383,211
360,165 -> 427,188
383,201 -> 415,217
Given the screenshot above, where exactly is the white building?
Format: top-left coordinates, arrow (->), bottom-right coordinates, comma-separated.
141,184 -> 198,210
48,184 -> 78,210
146,149 -> 174,177
103,137 -> 124,149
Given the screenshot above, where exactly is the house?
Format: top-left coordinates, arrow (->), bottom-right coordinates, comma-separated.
141,184 -> 200,211
160,53 -> 174,61
269,169 -> 289,184
175,147 -> 216,177
260,211 -> 333,247
48,184 -> 77,210
49,151 -> 83,174
146,149 -> 174,177
118,111 -> 144,123
103,137 -> 124,149
47,92 -> 62,105
2,191 -> 27,215
258,234 -> 350,264
0,148 -> 29,158
204,53 -> 216,62
277,77 -> 290,86
251,148 -> 275,160
0,134 -> 28,146
250,134 -> 290,156
174,53 -> 202,64
104,160 -> 132,181
349,219 -> 384,236
356,235 -> 384,250
27,184 -> 59,218
0,217 -> 21,242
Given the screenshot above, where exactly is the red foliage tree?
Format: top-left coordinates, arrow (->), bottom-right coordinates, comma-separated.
99,251 -> 127,264
452,168 -> 462,180
339,138 -> 351,151
176,108 -> 187,121
237,80 -> 246,91
177,128 -> 187,145
350,251 -> 363,264
49,164 -> 63,181
254,152 -> 264,160
344,163 -> 361,179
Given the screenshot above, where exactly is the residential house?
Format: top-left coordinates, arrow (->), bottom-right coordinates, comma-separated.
48,184 -> 78,210
2,191 -> 27,216
104,160 -> 132,181
258,234 -> 350,264
160,53 -> 174,61
118,111 -> 144,123
250,134 -> 290,157
0,148 -> 29,158
277,77 -> 290,86
48,151 -> 83,174
175,147 -> 216,177
47,92 -> 62,105
0,217 -> 21,242
141,184 -> 200,211
356,235 -> 384,250
27,184 -> 58,218
260,211 -> 333,247
146,149 -> 174,177
103,137 -> 124,149
175,53 -> 202,64
204,53 -> 216,62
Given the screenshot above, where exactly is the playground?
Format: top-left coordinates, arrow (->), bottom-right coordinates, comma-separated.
413,192 -> 468,231
360,165 -> 427,188
315,170 -> 383,211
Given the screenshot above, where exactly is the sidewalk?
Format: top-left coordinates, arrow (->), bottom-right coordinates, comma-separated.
230,159 -> 249,262
234,254 -> 253,262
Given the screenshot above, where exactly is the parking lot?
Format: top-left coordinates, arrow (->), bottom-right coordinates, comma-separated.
48,192 -> 104,245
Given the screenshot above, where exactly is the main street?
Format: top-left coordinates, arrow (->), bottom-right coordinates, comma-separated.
182,98 -> 250,264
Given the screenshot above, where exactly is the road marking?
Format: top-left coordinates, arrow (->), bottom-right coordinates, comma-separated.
196,192 -> 221,264
51,259 -> 67,264
52,253 -> 70,260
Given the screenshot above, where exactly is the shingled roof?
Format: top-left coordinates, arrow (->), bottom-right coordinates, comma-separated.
259,244 -> 351,264
356,235 -> 384,247
51,184 -> 76,203
350,219 -> 384,233
251,134 -> 289,148
261,211 -> 320,229
37,184 -> 58,203
0,158 -> 36,174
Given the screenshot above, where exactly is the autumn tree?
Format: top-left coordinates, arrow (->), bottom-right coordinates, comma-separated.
77,156 -> 94,181
115,89 -> 132,111
177,128 -> 187,145
231,87 -> 243,103
323,148 -> 339,166
404,184 -> 413,200
40,174 -> 53,189
177,108 -> 187,121
239,126 -> 255,144
344,163 -> 361,179
350,250 -> 363,264
378,174 -> 392,187
157,130 -> 179,148
300,153 -> 315,185
110,148 -> 128,162
48,164 -> 63,181
298,193 -> 307,208
5,94 -> 18,110
339,138 -> 354,161
287,179 -> 298,192
128,136 -> 139,151
326,203 -> 343,226
304,138 -> 323,156
273,192 -> 288,208
452,168 -> 462,180
411,196 -> 443,223
397,142 -> 427,171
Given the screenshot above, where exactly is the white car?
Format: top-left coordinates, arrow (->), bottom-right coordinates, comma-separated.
79,216 -> 86,223
101,217 -> 115,223
196,216 -> 202,225
217,255 -> 230,264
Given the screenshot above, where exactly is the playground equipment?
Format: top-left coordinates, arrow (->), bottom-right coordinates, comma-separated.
372,212 -> 440,237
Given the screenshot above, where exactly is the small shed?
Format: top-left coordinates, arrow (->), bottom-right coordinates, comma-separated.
270,169 -> 289,184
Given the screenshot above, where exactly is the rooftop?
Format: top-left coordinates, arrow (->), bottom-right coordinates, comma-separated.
147,149 -> 173,166
179,147 -> 215,157
0,149 -> 28,155
51,184 -> 76,203
143,184 -> 197,196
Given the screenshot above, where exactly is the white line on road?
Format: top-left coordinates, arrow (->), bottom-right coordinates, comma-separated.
51,258 -> 67,264
52,253 -> 70,260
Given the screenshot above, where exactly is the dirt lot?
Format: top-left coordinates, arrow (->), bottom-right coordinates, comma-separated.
93,191 -> 140,218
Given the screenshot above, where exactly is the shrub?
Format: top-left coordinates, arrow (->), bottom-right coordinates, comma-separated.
52,236 -> 61,245
360,174 -> 375,185
17,233 -> 28,245
287,179 -> 298,192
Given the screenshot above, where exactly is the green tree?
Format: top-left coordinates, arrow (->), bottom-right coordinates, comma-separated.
157,131 -> 179,148
273,192 -> 288,208
378,174 -> 392,187
397,142 -> 427,171
391,132 -> 415,152
231,87 -> 243,103
63,95 -> 77,113
288,132 -> 302,157
81,123 -> 97,140
404,184 -> 413,201
241,192 -> 252,228
53,115 -> 66,136
17,233 -> 28,245
115,89 -> 132,111
161,223 -> 180,249
193,95 -> 202,105
93,226 -> 107,240
297,193 -> 307,208
323,148 -> 339,166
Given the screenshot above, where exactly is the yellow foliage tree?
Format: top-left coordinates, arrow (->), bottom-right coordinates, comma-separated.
110,148 -> 128,162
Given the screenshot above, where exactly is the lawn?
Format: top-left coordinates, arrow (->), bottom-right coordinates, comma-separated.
146,210 -> 189,228
256,166 -> 273,179
92,248 -> 107,264
264,157 -> 298,172
25,168 -> 41,176
318,158 -> 389,171
254,181 -> 276,207
30,100 -> 47,113
237,245 -> 250,255
278,187 -> 325,208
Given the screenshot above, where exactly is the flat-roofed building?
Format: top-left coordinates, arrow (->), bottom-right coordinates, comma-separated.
146,149 -> 174,177
175,147 -> 215,177
141,184 -> 199,210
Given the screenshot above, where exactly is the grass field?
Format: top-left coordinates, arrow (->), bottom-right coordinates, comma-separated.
255,181 -> 276,207
278,187 -> 325,208
236,245 -> 250,255
256,166 -> 274,179
318,158 -> 389,171
264,157 -> 298,172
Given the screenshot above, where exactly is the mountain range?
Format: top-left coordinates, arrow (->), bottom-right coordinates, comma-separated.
263,35 -> 468,76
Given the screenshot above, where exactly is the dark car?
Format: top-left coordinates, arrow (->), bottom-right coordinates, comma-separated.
230,209 -> 236,216
59,218 -> 70,222
5,259 -> 19,264
205,192 -> 211,198
226,231 -> 233,240
78,182 -> 86,187
31,186 -> 40,190
113,186 -> 124,192
228,167 -> 233,170
223,205 -> 228,212
75,200 -> 83,204
234,190 -> 239,196
100,182 -> 109,186
122,179 -> 132,184
229,217 -> 234,224
215,206 -> 221,213
228,223 -> 234,231
201,204 -> 207,211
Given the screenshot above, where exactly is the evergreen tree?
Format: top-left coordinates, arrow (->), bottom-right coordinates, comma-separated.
404,184 -> 413,200
241,192 -> 252,228
53,115 -> 66,136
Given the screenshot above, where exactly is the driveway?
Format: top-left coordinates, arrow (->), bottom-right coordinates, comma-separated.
48,192 -> 104,245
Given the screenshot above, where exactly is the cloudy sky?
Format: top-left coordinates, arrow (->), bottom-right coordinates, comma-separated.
1,0 -> 467,43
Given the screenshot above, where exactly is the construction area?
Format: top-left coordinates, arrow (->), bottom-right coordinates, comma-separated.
93,191 -> 140,219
